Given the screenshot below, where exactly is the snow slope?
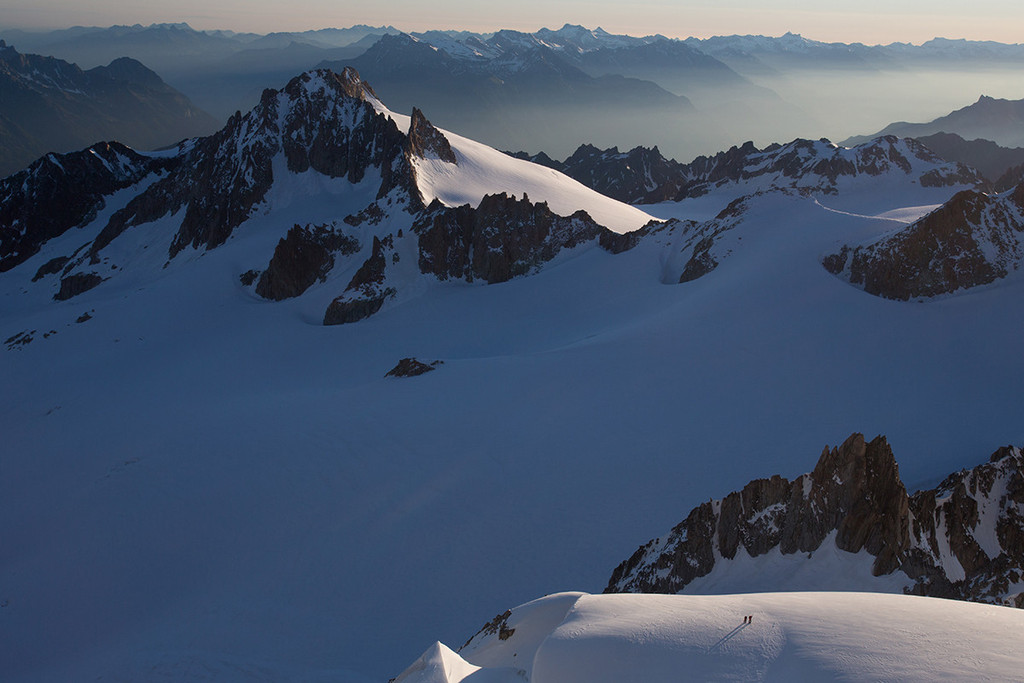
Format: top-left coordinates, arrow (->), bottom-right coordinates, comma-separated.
404,591 -> 1024,682
2,115 -> 1023,680
393,112 -> 657,233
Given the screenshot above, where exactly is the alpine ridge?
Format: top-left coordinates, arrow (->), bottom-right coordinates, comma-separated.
606,433 -> 1024,609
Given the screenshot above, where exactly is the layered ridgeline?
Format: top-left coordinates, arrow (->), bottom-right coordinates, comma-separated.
511,137 -> 1024,300
509,135 -> 982,204
1,67 -> 653,320
0,41 -> 218,176
607,433 -> 1024,608
6,71 -> 1016,328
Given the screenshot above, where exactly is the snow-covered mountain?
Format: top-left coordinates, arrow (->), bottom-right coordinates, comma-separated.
4,63 -> 1024,682
510,135 -> 983,204
396,591 -> 1024,682
1,67 -> 653,318
825,181 -> 1024,299
608,433 -> 1024,607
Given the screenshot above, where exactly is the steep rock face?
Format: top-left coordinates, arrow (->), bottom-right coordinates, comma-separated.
415,193 -> 603,284
554,144 -> 689,203
407,107 -> 457,164
255,222 -> 359,300
323,235 -> 396,325
320,192 -> 613,325
606,434 -> 1024,609
824,183 -> 1024,300
91,68 -> 421,260
904,447 -> 1024,606
0,141 -> 166,271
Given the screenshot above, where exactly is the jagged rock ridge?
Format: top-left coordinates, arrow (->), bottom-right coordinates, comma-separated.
824,182 -> 1024,300
511,135 -> 983,205
91,67 -> 421,261
606,433 -> 1024,608
0,141 -> 170,272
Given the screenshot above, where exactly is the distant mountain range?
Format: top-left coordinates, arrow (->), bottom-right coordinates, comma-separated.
0,40 -> 217,176
8,23 -> 1024,163
844,95 -> 1024,149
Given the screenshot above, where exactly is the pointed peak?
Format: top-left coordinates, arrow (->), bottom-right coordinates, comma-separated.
408,107 -> 457,164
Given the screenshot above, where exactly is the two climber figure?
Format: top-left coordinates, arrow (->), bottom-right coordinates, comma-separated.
742,615 -> 753,624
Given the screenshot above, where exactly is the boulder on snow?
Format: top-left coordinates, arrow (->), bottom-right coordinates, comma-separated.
385,358 -> 444,378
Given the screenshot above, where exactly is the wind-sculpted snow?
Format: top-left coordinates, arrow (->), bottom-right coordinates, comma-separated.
398,591 -> 1024,683
606,433 -> 1024,609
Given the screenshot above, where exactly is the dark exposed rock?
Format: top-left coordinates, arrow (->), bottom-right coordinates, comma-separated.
606,433 -> 1024,609
407,108 -> 457,164
54,272 -> 103,300
32,256 -> 70,281
256,223 -> 359,300
415,193 -> 603,284
825,183 -> 1024,300
556,144 -> 690,203
91,68 -> 422,262
678,236 -> 718,283
75,311 -> 93,323
239,269 -> 260,286
0,141 -> 165,272
4,329 -> 35,349
323,235 -> 395,325
385,358 -> 443,378
598,224 -> 652,254
460,610 -> 514,652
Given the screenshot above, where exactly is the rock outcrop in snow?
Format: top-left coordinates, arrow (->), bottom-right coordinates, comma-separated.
254,222 -> 359,300
824,182 -> 1024,299
414,193 -> 604,284
607,433 -> 1024,608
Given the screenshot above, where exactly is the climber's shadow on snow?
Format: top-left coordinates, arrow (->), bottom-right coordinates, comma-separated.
707,622 -> 748,653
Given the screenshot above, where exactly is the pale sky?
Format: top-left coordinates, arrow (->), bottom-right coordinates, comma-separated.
3,0 -> 1023,45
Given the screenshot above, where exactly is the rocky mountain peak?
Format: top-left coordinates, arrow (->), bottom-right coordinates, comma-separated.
606,433 -> 1024,609
282,66 -> 381,107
